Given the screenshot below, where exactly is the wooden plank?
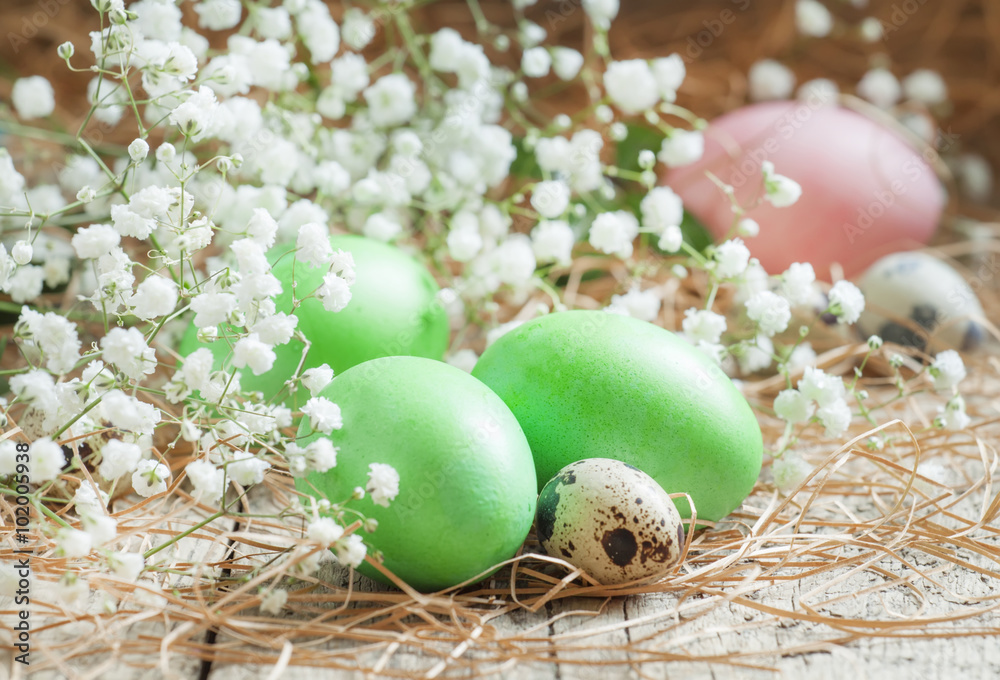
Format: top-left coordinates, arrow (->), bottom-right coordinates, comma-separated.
17,447 -> 998,680
1,501 -> 235,680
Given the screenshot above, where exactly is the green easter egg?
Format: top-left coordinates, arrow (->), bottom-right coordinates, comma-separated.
178,235 -> 449,402
471,310 -> 763,522
295,356 -> 537,592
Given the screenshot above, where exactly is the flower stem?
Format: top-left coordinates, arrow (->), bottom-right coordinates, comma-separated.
143,509 -> 227,560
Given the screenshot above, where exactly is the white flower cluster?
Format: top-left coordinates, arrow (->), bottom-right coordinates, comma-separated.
774,367 -> 852,437
5,0 -> 702,578
0,0 -> 972,593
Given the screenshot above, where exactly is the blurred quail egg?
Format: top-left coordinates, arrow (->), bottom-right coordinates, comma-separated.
535,458 -> 685,585
857,251 -> 985,352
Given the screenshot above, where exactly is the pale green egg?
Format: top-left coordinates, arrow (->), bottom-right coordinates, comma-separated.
178,234 -> 449,403
472,311 -> 763,522
295,356 -> 538,592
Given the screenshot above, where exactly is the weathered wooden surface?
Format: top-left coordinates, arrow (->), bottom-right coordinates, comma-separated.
199,480 -> 1000,680
5,454 -> 999,680
1,506 -> 235,680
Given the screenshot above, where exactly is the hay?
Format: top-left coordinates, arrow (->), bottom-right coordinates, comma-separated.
7,383 -> 1000,677
2,0 -> 1000,677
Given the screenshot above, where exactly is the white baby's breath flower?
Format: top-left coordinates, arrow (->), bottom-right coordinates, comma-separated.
227,451 -> 271,486
522,47 -> 551,77
364,73 -> 416,127
658,130 -> 704,167
131,276 -> 178,320
786,342 -> 818,374
796,0 -> 833,38
342,8 -> 375,50
308,517 -> 344,548
132,459 -> 170,498
817,398 -> 852,437
492,235 -> 537,287
73,483 -> 110,511
12,76 -> 55,119
12,241 -> 32,266
774,389 -> 815,424
186,459 -> 226,503
366,463 -> 400,507
30,437 -> 66,483
772,452 -> 813,494
169,85 -> 219,140
363,212 -> 403,242
296,0 -> 340,63
797,77 -> 839,104
583,0 -> 619,29
713,239 -> 751,279
260,589 -> 288,615
98,439 -> 142,481
334,533 -> 367,568
301,365 -> 334,395
531,220 -> 574,266
76,186 -> 97,203
736,217 -> 760,237
651,54 -> 685,101
606,286 -> 660,322
56,528 -> 93,558
128,138 -> 149,163
101,390 -> 161,435
552,47 -> 584,80
232,333 -> 276,376
296,222 -> 333,267
604,60 -> 659,114
929,350 -> 966,392
748,59 -> 796,101
682,308 -> 727,345
81,512 -> 117,546
761,161 -> 802,207
827,280 -> 865,324
640,186 -> 683,233
101,327 -> 156,380
589,211 -> 639,258
302,397 -> 343,434
735,335 -> 774,374
857,67 -> 901,109
903,69 -> 948,106
531,180 -> 571,219
746,291 -> 791,337
315,273 -> 352,313
109,552 -> 145,581
305,438 -> 338,474
658,225 -> 683,253
936,394 -> 971,430
781,262 -> 817,306
446,349 -> 479,373
798,367 -> 846,407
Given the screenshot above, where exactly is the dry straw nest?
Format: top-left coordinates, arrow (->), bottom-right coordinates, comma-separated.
2,0 -> 1000,677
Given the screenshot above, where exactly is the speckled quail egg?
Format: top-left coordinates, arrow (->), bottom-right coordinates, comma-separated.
857,251 -> 985,352
535,458 -> 685,585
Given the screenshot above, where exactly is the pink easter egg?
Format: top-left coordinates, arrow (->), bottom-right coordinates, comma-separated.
664,101 -> 945,280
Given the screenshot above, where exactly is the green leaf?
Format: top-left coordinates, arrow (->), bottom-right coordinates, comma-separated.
509,136 -> 542,179
615,124 -> 666,174
679,209 -> 714,252
554,268 -> 611,287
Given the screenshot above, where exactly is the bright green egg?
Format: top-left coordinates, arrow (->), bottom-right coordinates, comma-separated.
471,310 -> 763,523
178,234 -> 449,403
295,356 -> 537,592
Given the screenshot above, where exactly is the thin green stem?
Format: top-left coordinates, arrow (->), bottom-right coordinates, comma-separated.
143,510 -> 227,560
